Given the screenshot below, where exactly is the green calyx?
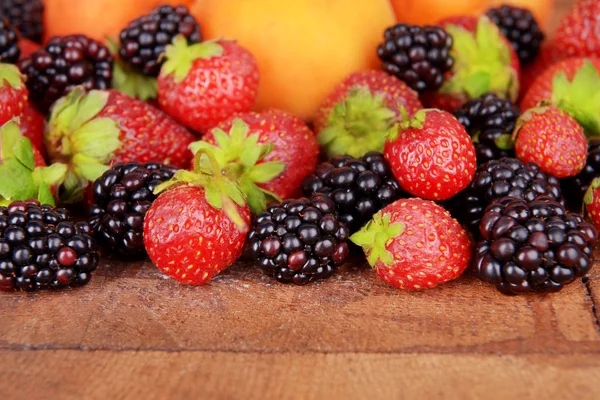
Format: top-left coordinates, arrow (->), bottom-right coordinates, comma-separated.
584,178 -> 600,206
0,64 -> 24,89
189,119 -> 285,214
47,87 -> 121,203
442,17 -> 518,101
386,108 -> 427,142
350,212 -> 405,267
318,86 -> 397,158
154,149 -> 248,229
551,60 -> 600,137
162,35 -> 224,83
0,121 -> 67,206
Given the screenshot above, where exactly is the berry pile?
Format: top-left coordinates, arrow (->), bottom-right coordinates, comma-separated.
0,20 -> 20,64
0,0 -> 44,43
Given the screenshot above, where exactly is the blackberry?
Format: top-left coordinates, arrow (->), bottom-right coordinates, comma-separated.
89,162 -> 177,258
448,158 -> 563,235
248,194 -> 350,285
0,200 -> 100,292
18,34 -> 113,112
0,0 -> 44,43
454,93 -> 520,165
119,5 -> 202,77
561,140 -> 600,209
302,152 -> 404,233
486,5 -> 544,65
473,195 -> 597,295
377,24 -> 453,93
0,20 -> 20,64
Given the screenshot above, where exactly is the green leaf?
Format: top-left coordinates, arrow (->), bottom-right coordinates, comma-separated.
36,184 -> 55,206
241,181 -> 267,215
246,162 -> 285,183
0,120 -> 22,160
462,70 -> 492,99
33,163 -> 68,187
495,134 -> 514,150
204,185 -> 223,210
212,128 -> 233,154
0,64 -> 23,89
112,60 -> 158,101
70,90 -> 110,131
239,139 -> 262,168
12,137 -> 35,171
0,159 -> 37,201
72,153 -> 110,182
162,36 -> 224,83
71,117 -> 121,161
350,212 -> 405,267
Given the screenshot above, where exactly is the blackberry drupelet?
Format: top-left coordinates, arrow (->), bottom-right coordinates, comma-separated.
0,200 -> 100,292
486,5 -> 544,65
561,140 -> 600,209
119,5 -> 202,77
473,195 -> 597,295
89,162 -> 177,258
449,158 -> 563,235
248,194 -> 350,285
454,93 -> 520,165
18,34 -> 113,112
0,20 -> 20,63
377,24 -> 453,93
0,0 -> 43,43
302,152 -> 404,233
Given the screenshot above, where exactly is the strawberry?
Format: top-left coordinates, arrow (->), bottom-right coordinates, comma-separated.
584,178 -> 600,229
553,0 -> 600,60
383,108 -> 476,200
313,70 -> 423,158
17,102 -> 46,159
351,198 -> 471,290
46,87 -> 195,202
193,109 -> 319,213
521,58 -> 600,136
0,63 -> 28,126
519,44 -> 562,99
144,151 -> 251,286
17,38 -> 41,61
514,105 -> 587,178
422,16 -> 520,112
158,37 -> 259,134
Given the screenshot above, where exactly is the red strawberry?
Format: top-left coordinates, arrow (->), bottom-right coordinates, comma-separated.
514,106 -> 587,178
554,0 -> 600,59
17,102 -> 45,158
46,88 -> 195,202
519,44 -> 563,99
144,152 -> 251,286
584,178 -> 600,229
158,37 -> 259,134
422,16 -> 520,112
383,109 -> 476,200
521,57 -> 600,136
194,109 -> 319,213
0,63 -> 28,126
313,70 -> 423,158
351,198 -> 472,290
17,38 -> 41,61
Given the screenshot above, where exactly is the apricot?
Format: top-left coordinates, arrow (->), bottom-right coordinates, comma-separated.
192,0 -> 396,121
391,0 -> 487,25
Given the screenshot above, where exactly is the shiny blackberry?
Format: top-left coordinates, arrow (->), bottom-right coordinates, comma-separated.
18,34 -> 113,111
486,5 -> 544,65
473,196 -> 597,295
89,162 -> 177,258
302,152 -> 404,233
454,93 -> 520,165
377,24 -> 453,93
119,5 -> 202,77
0,0 -> 44,43
448,158 -> 563,235
0,200 -> 99,292
0,20 -> 20,63
561,140 -> 600,209
248,194 -> 350,285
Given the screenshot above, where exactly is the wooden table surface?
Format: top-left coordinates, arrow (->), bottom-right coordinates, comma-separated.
3,1 -> 596,399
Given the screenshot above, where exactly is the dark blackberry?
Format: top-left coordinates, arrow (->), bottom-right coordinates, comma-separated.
0,0 -> 44,43
302,152 -> 404,233
486,5 -> 544,65
448,158 -> 563,235
0,20 -> 20,64
88,162 -> 177,258
561,140 -> 600,209
473,195 -> 597,295
377,24 -> 453,93
454,93 -> 520,165
248,194 -> 350,285
18,34 -> 113,112
0,200 -> 99,292
119,5 -> 202,77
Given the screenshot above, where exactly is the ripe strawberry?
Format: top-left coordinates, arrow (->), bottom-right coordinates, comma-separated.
144,151 -> 251,286
521,58 -> 600,136
158,37 -> 259,134
313,70 -> 423,158
17,102 -> 45,158
351,198 -> 472,290
554,0 -> 600,59
514,106 -> 587,178
46,88 -> 195,202
194,109 -> 319,213
17,38 -> 41,61
383,109 -> 476,200
0,63 -> 28,126
584,178 -> 600,229
422,16 -> 520,112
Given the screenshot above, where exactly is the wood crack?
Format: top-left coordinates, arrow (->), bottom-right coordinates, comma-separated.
583,277 -> 600,332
